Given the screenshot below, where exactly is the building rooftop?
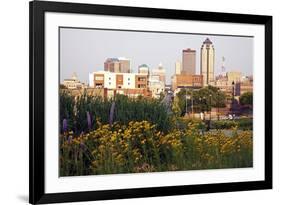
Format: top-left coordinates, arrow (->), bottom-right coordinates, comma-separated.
138,64 -> 149,68
118,57 -> 130,61
203,38 -> 213,44
105,58 -> 119,62
105,57 -> 130,62
183,48 -> 196,52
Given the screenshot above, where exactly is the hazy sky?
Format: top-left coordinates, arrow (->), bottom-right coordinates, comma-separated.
60,27 -> 253,84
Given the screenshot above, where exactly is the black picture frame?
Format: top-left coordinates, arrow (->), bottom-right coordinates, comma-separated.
29,0 -> 272,204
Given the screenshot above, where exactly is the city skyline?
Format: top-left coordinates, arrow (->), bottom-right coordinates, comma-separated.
60,28 -> 253,84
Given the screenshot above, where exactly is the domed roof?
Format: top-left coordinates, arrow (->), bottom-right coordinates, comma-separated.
138,64 -> 149,68
71,72 -> 78,80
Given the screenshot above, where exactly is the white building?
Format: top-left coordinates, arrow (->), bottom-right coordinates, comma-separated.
89,71 -> 136,90
89,72 -> 94,87
148,76 -> 165,99
122,73 -> 136,89
104,72 -> 116,89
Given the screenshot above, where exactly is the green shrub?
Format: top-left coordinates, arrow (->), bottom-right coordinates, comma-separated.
212,120 -> 238,130
235,118 -> 253,130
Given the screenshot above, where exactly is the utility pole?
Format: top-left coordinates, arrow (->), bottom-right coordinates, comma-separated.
185,88 -> 188,117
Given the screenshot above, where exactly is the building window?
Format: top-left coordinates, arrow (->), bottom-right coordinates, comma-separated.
138,77 -> 146,82
109,77 -> 111,80
109,82 -> 111,85
128,78 -> 130,81
95,83 -> 103,88
128,82 -> 130,85
95,76 -> 104,81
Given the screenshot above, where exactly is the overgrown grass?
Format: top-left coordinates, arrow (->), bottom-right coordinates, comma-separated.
60,120 -> 253,176
60,91 -> 172,134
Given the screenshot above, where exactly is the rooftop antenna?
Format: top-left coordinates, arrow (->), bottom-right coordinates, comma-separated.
221,56 -> 226,73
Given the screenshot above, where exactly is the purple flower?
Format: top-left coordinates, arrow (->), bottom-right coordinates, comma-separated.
109,102 -> 115,126
62,119 -> 67,132
87,111 -> 92,130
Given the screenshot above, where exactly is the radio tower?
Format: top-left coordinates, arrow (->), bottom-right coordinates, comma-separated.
221,56 -> 226,75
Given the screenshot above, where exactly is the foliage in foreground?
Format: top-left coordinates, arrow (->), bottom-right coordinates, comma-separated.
211,118 -> 253,130
239,92 -> 253,106
60,120 -> 253,176
60,92 -> 172,134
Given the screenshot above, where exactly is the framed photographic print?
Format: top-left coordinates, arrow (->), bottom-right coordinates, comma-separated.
29,0 -> 272,204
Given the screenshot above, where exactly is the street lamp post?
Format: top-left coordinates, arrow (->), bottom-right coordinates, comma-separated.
209,94 -> 212,121
203,96 -> 206,120
191,91 -> 194,118
231,81 -> 235,116
217,97 -> 220,121
185,89 -> 188,117
232,81 -> 235,100
217,106 -> 220,121
184,87 -> 193,118
199,97 -> 202,115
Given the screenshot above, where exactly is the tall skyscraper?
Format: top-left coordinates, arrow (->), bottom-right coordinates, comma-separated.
200,38 -> 215,86
182,49 -> 196,75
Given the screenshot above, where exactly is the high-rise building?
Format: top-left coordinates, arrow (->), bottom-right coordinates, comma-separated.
182,49 -> 196,75
104,58 -> 120,72
200,38 -> 215,86
104,57 -> 130,73
175,61 -> 182,75
118,57 -> 130,73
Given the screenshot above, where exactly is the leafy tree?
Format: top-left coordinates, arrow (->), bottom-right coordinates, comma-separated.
240,92 -> 253,106
176,86 -> 226,116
